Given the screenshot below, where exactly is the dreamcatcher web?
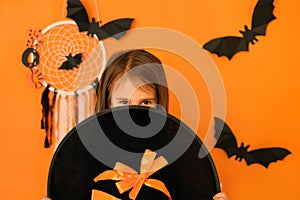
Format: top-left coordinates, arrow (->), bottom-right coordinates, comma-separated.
39,20 -> 106,94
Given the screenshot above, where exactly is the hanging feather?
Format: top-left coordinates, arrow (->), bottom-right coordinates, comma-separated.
53,94 -> 60,150
74,91 -> 80,124
90,86 -> 97,115
56,94 -> 68,147
49,89 -> 57,147
67,94 -> 76,132
41,84 -> 51,148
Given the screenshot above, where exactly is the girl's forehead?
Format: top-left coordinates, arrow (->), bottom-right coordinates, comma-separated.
112,76 -> 155,97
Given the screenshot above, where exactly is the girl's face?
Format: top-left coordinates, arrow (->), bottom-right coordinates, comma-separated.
111,77 -> 157,108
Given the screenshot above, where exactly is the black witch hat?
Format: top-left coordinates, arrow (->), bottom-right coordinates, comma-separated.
47,106 -> 220,200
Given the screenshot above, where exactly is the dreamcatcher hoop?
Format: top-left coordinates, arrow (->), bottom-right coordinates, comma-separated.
39,20 -> 107,95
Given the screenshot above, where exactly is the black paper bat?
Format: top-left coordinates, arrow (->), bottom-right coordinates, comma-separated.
67,0 -> 134,40
59,53 -> 82,70
214,117 -> 291,168
203,0 -> 276,60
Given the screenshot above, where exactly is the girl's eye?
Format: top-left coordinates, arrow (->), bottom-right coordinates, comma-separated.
119,100 -> 129,104
141,100 -> 152,105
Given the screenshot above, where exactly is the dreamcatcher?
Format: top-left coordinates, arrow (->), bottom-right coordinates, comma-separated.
21,0 -> 134,148
22,20 -> 106,148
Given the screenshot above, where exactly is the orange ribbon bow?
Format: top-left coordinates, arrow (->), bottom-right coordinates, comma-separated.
93,149 -> 172,200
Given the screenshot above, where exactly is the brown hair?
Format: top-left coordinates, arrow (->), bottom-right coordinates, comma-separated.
95,49 -> 169,113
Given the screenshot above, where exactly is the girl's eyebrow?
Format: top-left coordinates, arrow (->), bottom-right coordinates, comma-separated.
141,98 -> 157,100
115,98 -> 129,100
115,97 -> 157,100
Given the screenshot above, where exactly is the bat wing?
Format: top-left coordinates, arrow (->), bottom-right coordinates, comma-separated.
251,0 -> 276,35
73,53 -> 83,64
67,0 -> 90,31
59,61 -> 73,70
203,36 -> 248,60
95,18 -> 134,40
214,117 -> 239,158
245,148 -> 291,168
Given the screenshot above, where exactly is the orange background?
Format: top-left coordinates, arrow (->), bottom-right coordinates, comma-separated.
0,0 -> 299,199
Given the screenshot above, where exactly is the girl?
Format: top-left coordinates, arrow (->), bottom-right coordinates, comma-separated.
96,49 -> 228,200
95,49 -> 169,113
43,49 -> 228,200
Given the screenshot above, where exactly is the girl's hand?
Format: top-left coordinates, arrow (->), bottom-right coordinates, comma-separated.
42,197 -> 51,200
213,192 -> 229,200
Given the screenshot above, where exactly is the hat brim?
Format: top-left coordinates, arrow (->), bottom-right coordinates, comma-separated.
48,106 -> 220,200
